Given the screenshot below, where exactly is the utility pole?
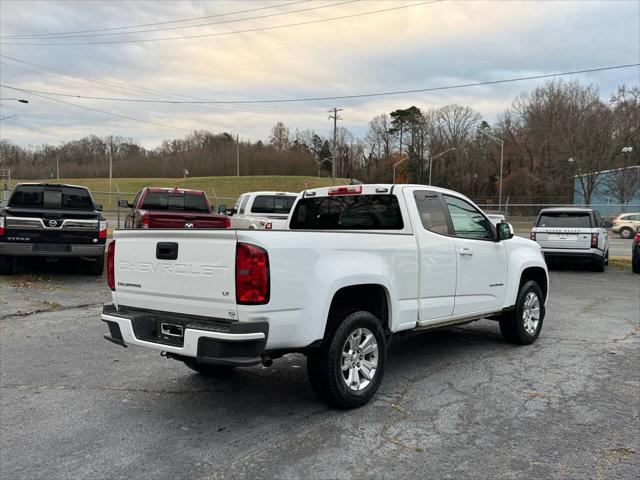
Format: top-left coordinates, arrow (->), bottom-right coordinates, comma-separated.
56,154 -> 60,180
328,108 -> 343,181
109,148 -> 113,194
236,134 -> 240,177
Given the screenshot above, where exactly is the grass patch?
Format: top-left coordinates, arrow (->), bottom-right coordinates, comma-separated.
22,175 -> 348,204
608,256 -> 632,269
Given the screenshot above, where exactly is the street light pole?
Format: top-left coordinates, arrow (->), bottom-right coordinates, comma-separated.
393,155 -> 409,184
428,147 -> 456,186
477,130 -> 504,211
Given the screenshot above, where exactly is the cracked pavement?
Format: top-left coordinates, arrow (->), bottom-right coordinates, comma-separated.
1,262 -> 639,479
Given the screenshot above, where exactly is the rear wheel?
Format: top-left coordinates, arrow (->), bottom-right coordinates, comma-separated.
593,254 -> 606,272
0,255 -> 14,275
632,255 -> 640,274
307,310 -> 387,409
87,255 -> 104,275
620,227 -> 634,239
499,280 -> 545,345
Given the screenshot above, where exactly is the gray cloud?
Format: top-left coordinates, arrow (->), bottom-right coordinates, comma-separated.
1,0 -> 638,147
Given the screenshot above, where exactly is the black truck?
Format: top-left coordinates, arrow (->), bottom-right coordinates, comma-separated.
0,183 -> 107,275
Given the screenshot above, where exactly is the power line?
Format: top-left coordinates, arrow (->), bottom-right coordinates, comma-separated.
0,1 -> 441,45
0,55 -> 324,114
2,63 -> 638,105
0,0 -> 311,38
13,89 -> 191,132
1,0 -> 360,40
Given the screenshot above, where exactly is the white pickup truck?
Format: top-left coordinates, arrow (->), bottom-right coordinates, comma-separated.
102,184 -> 548,408
227,191 -> 298,230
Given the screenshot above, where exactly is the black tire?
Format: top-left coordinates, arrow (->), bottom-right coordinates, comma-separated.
0,255 -> 14,275
182,358 -> 236,378
632,256 -> 640,274
307,310 -> 387,409
604,250 -> 609,266
593,254 -> 606,272
499,280 -> 545,345
87,255 -> 104,276
620,228 -> 634,239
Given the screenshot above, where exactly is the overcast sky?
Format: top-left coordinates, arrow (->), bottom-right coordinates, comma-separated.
1,0 -> 639,148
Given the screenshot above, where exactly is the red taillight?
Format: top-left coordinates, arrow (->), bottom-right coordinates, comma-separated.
328,185 -> 362,196
107,240 -> 116,290
591,233 -> 598,248
236,242 -> 269,305
224,216 -> 231,229
635,232 -> 640,241
140,213 -> 150,228
0,217 -> 5,237
530,232 -> 536,241
99,220 -> 108,239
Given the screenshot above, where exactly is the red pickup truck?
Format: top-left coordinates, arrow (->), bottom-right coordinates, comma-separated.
119,187 -> 230,229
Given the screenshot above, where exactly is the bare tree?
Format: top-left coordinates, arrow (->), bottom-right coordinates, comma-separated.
269,122 -> 290,151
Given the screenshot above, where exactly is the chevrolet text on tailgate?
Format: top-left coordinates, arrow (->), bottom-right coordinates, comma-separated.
102,184 -> 549,408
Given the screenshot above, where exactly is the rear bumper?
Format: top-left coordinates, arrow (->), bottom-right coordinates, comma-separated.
541,247 -> 604,262
101,304 -> 268,366
0,242 -> 105,257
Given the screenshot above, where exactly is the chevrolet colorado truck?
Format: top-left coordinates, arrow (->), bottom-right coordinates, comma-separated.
102,184 -> 549,408
120,187 -> 230,229
226,191 -> 298,230
0,183 -> 107,275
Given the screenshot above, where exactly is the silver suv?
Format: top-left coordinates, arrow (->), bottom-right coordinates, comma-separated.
531,207 -> 609,271
611,212 -> 640,239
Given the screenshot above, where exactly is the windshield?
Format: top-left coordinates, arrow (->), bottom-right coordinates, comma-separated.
250,195 -> 296,214
141,192 -> 209,212
537,212 -> 592,228
290,194 -> 404,230
8,185 -> 94,210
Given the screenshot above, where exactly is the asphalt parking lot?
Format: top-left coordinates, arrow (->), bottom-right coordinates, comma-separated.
1,262 -> 639,479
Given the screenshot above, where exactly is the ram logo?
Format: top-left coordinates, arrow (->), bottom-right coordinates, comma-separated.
184,223 -> 194,229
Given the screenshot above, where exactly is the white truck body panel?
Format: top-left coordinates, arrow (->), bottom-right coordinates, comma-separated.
107,184 -> 548,353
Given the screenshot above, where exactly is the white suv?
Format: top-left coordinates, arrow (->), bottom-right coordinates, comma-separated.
531,207 -> 609,271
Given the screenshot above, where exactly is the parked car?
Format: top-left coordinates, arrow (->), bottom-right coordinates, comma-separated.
102,184 -> 548,408
611,212 -> 640,239
530,207 -> 609,271
632,230 -> 640,274
224,191 -> 298,230
119,187 -> 230,229
0,183 -> 107,275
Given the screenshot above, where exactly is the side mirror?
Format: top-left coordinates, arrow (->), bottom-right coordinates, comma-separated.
602,220 -> 612,228
118,199 -> 131,208
497,222 -> 514,241
217,204 -> 227,214
95,203 -> 103,212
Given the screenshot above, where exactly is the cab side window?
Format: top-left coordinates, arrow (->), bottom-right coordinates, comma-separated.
414,191 -> 450,235
444,195 -> 493,240
238,195 -> 250,215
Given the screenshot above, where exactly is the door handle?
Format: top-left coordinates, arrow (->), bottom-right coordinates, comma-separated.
458,248 -> 473,257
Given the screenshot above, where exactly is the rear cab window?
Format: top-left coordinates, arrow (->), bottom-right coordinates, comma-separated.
141,191 -> 209,212
250,195 -> 297,214
9,185 -> 94,210
537,212 -> 592,228
290,194 -> 404,230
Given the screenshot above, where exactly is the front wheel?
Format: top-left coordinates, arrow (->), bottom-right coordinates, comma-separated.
499,280 -> 545,345
307,310 -> 387,409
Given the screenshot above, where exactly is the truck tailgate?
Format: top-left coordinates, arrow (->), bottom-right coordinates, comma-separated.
113,229 -> 238,319
535,228 -> 592,249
